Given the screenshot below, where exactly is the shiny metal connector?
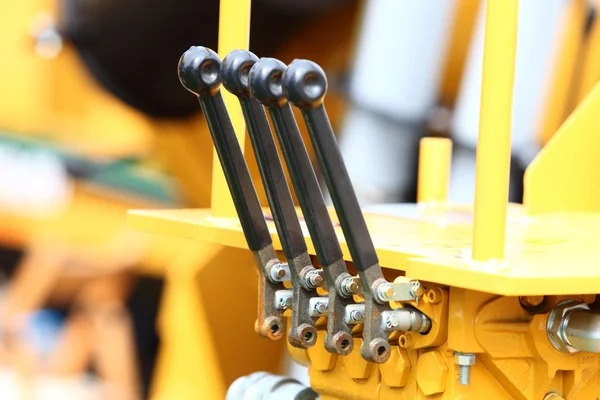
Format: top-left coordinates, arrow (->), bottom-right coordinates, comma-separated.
268,263 -> 291,283
344,304 -> 365,324
375,280 -> 424,303
309,297 -> 329,317
274,290 -> 293,310
381,308 -> 431,333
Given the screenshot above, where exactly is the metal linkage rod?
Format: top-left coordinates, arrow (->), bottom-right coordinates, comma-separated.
178,46 -> 286,341
220,50 -> 325,349
245,55 -> 359,355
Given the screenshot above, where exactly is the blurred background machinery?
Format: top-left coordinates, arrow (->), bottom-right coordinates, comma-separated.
1,0 -> 600,399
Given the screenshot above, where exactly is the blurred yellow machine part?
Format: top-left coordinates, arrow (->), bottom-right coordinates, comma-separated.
128,0 -> 600,399
0,0 -> 288,398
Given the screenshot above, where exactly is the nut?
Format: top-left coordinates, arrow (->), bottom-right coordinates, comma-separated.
306,270 -> 324,288
453,353 -> 476,366
520,295 -> 544,308
377,283 -> 395,302
547,300 -> 590,353
341,276 -> 360,296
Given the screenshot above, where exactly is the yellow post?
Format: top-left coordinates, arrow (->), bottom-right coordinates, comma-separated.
417,137 -> 452,203
471,0 -> 518,261
211,0 -> 252,217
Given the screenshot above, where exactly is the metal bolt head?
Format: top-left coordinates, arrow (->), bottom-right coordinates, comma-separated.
269,264 -> 289,282
377,283 -> 395,301
340,276 -> 360,296
453,353 -> 476,366
386,315 -> 400,329
410,281 -> 424,298
307,270 -> 324,287
279,296 -> 292,309
275,267 -> 286,279
520,295 -> 544,308
350,309 -> 364,322
313,301 -> 327,314
547,300 -> 590,354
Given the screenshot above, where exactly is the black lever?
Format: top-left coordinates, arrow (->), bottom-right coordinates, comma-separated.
220,50 -> 324,349
177,46 -> 287,341
282,59 -> 394,363
246,57 -> 360,356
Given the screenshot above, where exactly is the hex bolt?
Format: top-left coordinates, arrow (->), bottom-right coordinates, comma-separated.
313,301 -> 327,315
269,264 -> 288,282
519,295 -> 544,308
350,309 -> 364,323
340,276 -> 360,296
376,283 -> 396,302
453,352 -> 476,385
305,269 -> 324,288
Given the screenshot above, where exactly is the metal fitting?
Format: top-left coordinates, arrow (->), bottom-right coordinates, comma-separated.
339,275 -> 361,297
410,281 -> 424,298
305,269 -> 325,288
547,299 -> 600,354
268,263 -> 290,283
453,352 -> 476,386
543,393 -> 566,400
519,295 -> 544,308
308,297 -> 329,317
226,371 -> 319,400
381,309 -> 431,333
375,280 -> 423,303
344,304 -> 365,324
274,290 -> 293,311
376,283 -> 396,302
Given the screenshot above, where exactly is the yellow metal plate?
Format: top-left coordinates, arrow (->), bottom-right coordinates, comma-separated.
127,203 -> 600,296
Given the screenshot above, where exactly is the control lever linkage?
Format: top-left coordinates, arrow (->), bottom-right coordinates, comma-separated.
178,46 -> 431,364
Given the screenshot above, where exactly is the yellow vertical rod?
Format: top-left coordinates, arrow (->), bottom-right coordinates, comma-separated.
472,0 -> 518,261
417,137 -> 452,203
211,0 -> 252,217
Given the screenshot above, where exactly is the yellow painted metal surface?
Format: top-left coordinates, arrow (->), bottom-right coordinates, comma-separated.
525,80 -> 600,214
472,0 -> 518,262
438,0 -> 481,106
118,0 -> 600,398
417,137 -> 452,204
127,202 -> 600,296
211,0 -> 251,218
576,0 -> 600,102
150,239 -> 285,400
538,0 -> 587,146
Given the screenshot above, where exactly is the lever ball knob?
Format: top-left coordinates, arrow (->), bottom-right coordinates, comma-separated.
282,59 -> 328,110
221,50 -> 259,97
249,57 -> 288,107
178,46 -> 222,96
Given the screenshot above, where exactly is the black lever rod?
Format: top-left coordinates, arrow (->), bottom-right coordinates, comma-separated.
282,59 -> 392,363
246,56 -> 358,355
178,46 -> 285,341
220,50 -> 322,349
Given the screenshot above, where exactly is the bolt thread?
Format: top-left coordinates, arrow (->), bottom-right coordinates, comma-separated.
458,365 -> 470,385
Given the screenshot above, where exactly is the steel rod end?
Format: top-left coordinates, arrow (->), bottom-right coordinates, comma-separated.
178,46 -> 222,96
326,331 -> 354,356
248,57 -> 288,107
289,324 -> 318,349
256,316 -> 285,341
362,338 -> 391,364
282,59 -> 327,110
221,50 -> 259,97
